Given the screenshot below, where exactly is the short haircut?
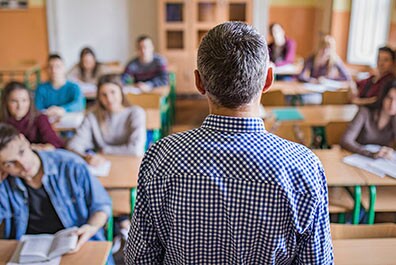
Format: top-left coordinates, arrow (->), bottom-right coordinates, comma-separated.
197,22 -> 269,109
0,123 -> 19,151
136,35 -> 152,44
48,53 -> 63,62
378,46 -> 396,62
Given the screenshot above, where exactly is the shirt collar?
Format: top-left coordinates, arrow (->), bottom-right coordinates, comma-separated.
37,151 -> 58,176
201,114 -> 266,133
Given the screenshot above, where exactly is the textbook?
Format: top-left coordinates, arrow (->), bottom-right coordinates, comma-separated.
272,108 -> 304,121
8,227 -> 78,264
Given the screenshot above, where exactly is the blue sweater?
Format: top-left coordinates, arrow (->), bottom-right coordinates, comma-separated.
35,81 -> 86,112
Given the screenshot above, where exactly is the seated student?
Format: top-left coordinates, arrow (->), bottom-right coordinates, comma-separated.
67,47 -> 110,85
67,74 -> 146,164
352,46 -> 395,104
123,35 -> 168,92
35,54 -> 86,121
0,81 -> 64,150
0,123 -> 114,264
268,23 -> 296,67
298,35 -> 350,83
341,80 -> 396,159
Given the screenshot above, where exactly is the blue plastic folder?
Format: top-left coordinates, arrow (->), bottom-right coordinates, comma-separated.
272,108 -> 304,121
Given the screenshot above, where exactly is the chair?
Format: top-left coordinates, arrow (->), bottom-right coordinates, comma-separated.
331,223 -> 396,240
322,90 -> 350,105
268,122 -> 312,147
328,187 -> 355,223
261,90 -> 286,106
361,186 -> 396,224
325,121 -> 349,147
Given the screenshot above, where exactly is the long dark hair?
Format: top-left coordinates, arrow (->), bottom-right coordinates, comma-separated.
367,79 -> 396,119
93,74 -> 130,127
0,81 -> 39,129
79,47 -> 100,81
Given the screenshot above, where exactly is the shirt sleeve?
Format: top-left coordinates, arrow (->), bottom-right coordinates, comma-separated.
37,115 -> 64,148
0,181 -> 11,229
125,171 -> 165,264
293,165 -> 333,264
78,163 -> 112,219
340,108 -> 374,157
101,107 -> 146,155
334,60 -> 351,81
34,84 -> 46,111
59,83 -> 86,112
67,114 -> 95,155
144,56 -> 169,89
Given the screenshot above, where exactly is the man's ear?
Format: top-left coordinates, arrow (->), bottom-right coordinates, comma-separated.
194,70 -> 206,95
262,66 -> 274,94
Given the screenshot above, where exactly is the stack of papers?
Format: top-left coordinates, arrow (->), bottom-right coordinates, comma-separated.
343,145 -> 396,178
55,112 -> 84,130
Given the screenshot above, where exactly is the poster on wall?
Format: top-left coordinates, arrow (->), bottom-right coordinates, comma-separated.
0,0 -> 28,9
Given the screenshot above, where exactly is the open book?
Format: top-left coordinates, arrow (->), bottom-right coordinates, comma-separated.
9,227 -> 78,264
88,160 -> 112,177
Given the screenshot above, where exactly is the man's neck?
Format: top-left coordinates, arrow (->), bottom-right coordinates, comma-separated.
208,99 -> 260,118
24,154 -> 44,189
51,78 -> 66,89
139,56 -> 154,64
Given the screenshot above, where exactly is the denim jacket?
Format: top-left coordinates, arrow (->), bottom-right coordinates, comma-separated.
0,149 -> 112,240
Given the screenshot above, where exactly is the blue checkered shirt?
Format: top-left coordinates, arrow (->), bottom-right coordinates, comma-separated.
125,115 -> 333,264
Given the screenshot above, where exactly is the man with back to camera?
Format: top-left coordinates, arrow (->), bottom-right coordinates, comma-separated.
123,35 -> 168,92
0,123 -> 114,264
125,22 -> 333,264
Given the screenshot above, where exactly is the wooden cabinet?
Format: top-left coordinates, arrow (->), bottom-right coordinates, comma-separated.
158,0 -> 252,95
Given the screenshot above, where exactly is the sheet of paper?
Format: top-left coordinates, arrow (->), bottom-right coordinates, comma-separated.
303,83 -> 328,93
88,160 -> 111,177
343,154 -> 386,178
274,64 -> 298,75
55,112 -> 84,130
123,85 -> 141,95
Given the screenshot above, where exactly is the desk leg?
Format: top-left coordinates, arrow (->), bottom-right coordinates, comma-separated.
368,185 -> 376,225
130,187 -> 137,217
106,213 -> 114,242
353,186 -> 362,224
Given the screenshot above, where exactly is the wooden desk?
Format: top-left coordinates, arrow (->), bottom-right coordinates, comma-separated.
266,104 -> 358,126
0,240 -> 111,265
98,155 -> 143,215
333,238 -> 396,265
271,81 -> 349,96
313,147 -> 365,224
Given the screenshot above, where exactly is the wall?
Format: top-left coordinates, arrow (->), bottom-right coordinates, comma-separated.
330,0 -> 351,62
0,0 -> 48,67
388,0 -> 396,48
46,0 -> 129,69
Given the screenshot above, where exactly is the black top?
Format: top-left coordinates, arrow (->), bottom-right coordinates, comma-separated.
25,183 -> 64,234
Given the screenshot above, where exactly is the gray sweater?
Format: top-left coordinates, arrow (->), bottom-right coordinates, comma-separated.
67,106 -> 146,156
340,107 -> 396,157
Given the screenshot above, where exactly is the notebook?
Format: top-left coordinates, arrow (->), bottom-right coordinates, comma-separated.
272,108 -> 304,121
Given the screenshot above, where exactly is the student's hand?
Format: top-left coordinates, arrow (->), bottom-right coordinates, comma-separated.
135,82 -> 152,93
31,143 -> 56,151
351,96 -> 378,106
374,146 -> 394,160
69,224 -> 100,253
85,154 -> 106,167
45,106 -> 65,120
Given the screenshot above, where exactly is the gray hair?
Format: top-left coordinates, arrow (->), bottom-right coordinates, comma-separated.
197,22 -> 269,108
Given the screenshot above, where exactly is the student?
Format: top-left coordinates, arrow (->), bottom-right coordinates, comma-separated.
125,22 -> 333,264
123,35 -> 168,92
0,123 -> 114,263
353,46 -> 395,104
341,80 -> 396,159
298,35 -> 350,83
67,47 -> 110,85
67,74 -> 146,165
0,81 -> 64,150
35,54 -> 86,121
268,23 -> 296,67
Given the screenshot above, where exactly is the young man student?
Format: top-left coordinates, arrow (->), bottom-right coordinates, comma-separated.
352,46 -> 395,105
125,22 -> 333,264
35,54 -> 86,121
0,123 -> 114,264
123,35 -> 168,92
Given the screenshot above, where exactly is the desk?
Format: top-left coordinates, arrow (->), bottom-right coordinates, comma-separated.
266,104 -> 358,126
98,155 -> 143,215
313,147 -> 365,224
0,63 -> 41,90
333,238 -> 396,265
0,240 -> 111,265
